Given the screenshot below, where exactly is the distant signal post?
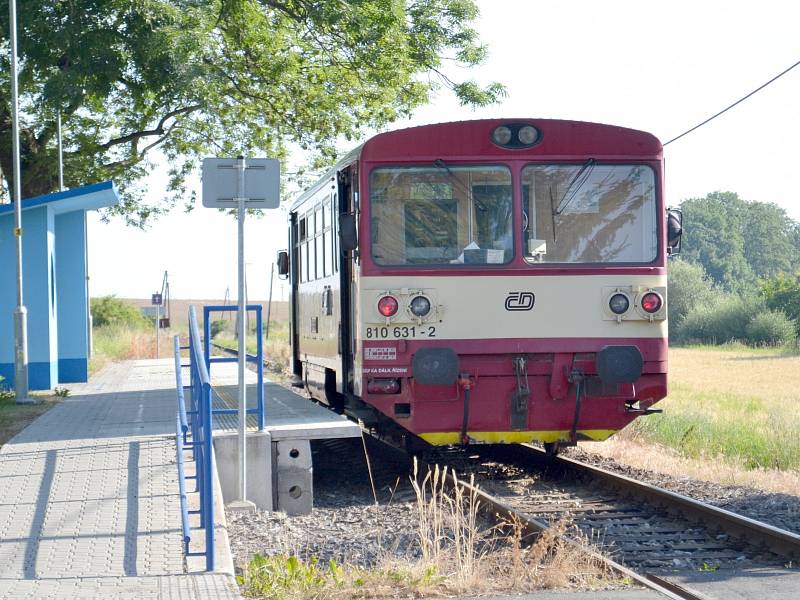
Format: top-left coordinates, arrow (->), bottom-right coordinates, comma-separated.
202,157 -> 280,511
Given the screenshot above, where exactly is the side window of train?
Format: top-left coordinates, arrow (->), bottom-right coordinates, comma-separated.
323,201 -> 333,277
331,193 -> 339,272
299,216 -> 307,283
313,207 -> 321,280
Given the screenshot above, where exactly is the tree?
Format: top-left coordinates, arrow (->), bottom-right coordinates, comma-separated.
679,191 -> 800,292
0,0 -> 505,224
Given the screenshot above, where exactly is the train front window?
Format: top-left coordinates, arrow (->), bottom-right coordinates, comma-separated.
521,164 -> 657,264
370,165 -> 513,266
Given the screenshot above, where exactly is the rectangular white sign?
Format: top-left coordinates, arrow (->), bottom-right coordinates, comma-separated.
201,158 -> 280,208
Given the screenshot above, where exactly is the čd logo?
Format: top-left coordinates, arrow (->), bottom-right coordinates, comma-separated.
505,292 -> 535,311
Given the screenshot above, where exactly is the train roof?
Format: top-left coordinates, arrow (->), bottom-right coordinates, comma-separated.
288,119 -> 662,211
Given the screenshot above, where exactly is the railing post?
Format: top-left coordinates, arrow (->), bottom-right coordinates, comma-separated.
256,305 -> 264,431
203,381 -> 215,571
203,305 -> 211,378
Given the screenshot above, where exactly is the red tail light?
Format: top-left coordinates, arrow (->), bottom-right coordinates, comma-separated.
367,378 -> 401,394
378,295 -> 399,317
641,292 -> 663,313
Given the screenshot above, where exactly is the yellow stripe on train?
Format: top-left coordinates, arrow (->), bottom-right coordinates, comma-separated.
418,429 -> 618,445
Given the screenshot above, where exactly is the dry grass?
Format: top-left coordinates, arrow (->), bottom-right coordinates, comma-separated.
669,346 -> 800,400
582,434 -> 800,496
240,460 -> 614,599
90,324 -> 177,374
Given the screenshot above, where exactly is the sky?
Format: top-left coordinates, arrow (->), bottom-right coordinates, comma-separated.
86,0 -> 800,300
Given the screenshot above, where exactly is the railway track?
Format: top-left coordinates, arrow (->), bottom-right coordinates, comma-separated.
212,344 -> 800,598
427,443 -> 800,599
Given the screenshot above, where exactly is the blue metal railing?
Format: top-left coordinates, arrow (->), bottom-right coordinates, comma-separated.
173,337 -> 191,555
203,304 -> 265,431
173,306 -> 216,571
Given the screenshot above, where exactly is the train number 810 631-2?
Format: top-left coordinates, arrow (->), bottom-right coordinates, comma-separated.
365,325 -> 436,339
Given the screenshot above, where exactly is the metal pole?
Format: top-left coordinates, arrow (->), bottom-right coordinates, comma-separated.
9,0 -> 30,403
57,110 -> 64,192
155,302 -> 159,359
266,263 -> 274,340
236,156 -> 248,504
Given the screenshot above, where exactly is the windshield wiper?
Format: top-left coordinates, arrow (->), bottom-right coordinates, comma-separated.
434,158 -> 486,211
553,158 -> 596,215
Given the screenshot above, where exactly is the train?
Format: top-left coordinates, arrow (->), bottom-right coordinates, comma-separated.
277,119 -> 682,453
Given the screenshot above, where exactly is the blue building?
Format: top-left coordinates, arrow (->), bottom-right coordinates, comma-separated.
0,182 -> 119,390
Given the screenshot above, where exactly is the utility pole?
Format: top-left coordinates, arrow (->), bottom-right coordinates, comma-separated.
9,0 -> 31,403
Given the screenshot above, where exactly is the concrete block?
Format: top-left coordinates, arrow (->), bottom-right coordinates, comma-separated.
275,468 -> 313,516
213,431 -> 273,511
275,439 -> 312,470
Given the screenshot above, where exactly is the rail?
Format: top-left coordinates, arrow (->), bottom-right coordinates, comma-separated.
173,306 -> 216,571
203,304 -> 265,430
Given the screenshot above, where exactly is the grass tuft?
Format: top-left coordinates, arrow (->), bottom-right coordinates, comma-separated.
239,459 -> 612,599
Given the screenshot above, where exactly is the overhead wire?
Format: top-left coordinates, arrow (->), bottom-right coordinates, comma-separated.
663,58 -> 800,146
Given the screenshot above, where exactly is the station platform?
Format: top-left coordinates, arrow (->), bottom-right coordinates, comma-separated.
0,359 -> 240,599
208,362 -> 361,441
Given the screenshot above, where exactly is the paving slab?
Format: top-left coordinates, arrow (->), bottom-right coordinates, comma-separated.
0,360 -> 240,600
209,362 -> 361,441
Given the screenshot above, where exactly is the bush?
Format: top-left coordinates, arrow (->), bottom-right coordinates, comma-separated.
744,311 -> 796,346
677,296 -> 762,344
209,320 -> 227,339
668,259 -> 717,339
91,296 -> 147,329
0,375 -> 13,400
761,272 -> 800,332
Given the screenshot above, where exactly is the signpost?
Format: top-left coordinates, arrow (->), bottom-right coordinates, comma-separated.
202,157 -> 280,511
151,293 -> 162,359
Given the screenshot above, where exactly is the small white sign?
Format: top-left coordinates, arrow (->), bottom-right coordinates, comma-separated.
364,347 -> 397,361
201,158 -> 280,208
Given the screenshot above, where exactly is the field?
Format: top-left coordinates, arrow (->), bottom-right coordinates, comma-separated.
589,345 -> 800,493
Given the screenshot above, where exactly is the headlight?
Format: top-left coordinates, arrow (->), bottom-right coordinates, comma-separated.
409,295 -> 431,317
609,293 -> 630,315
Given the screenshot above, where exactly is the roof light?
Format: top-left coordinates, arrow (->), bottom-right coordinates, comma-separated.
491,126 -> 512,145
518,125 -> 539,145
378,295 -> 399,317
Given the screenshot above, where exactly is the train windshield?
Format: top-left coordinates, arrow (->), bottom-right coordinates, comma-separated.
521,164 -> 658,264
370,165 -> 513,266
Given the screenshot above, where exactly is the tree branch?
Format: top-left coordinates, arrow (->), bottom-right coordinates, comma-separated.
98,105 -> 202,150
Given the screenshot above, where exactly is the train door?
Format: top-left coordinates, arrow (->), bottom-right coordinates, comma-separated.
289,211 -> 303,381
336,164 -> 357,397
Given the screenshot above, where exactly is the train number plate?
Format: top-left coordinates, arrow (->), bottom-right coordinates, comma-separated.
364,325 -> 437,339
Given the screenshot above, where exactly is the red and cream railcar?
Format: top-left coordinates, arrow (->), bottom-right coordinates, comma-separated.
280,119 -> 680,450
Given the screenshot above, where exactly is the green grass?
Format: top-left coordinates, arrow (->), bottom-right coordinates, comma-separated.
628,346 -> 800,471
0,389 -> 60,447
213,318 -> 291,376
631,384 -> 800,470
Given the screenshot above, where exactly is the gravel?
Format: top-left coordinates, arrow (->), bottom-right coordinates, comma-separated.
226,438 -> 424,572
564,447 -> 800,535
